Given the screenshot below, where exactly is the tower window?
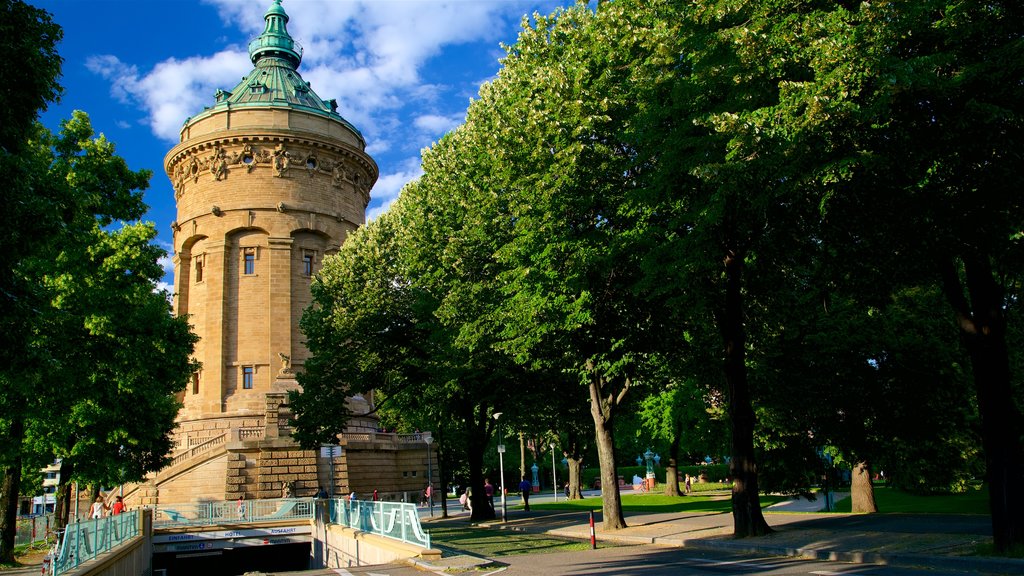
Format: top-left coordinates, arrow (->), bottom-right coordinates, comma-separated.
195,258 -> 204,283
242,366 -> 254,389
192,372 -> 200,394
303,253 -> 313,276
243,248 -> 256,275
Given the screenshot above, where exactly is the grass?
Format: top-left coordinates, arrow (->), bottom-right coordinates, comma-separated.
428,524 -> 594,557
0,539 -> 52,571
832,485 -> 990,515
530,492 -> 787,514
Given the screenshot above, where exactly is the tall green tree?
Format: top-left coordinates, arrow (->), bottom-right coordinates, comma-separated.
0,111 -> 198,550
725,0 -> 1024,550
0,2 -> 63,555
472,0 -> 690,530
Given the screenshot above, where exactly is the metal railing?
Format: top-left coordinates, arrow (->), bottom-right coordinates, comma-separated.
16,513 -> 53,546
154,498 -> 314,527
327,499 -> 430,549
51,511 -> 139,575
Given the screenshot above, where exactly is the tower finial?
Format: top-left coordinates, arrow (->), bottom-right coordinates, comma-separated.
248,0 -> 302,68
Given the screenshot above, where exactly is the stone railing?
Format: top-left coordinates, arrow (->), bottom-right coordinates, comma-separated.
167,432 -> 226,468
338,432 -> 432,448
237,427 -> 265,442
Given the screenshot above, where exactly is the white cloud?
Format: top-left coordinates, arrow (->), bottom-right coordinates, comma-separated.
87,50 -> 253,142
158,253 -> 175,278
413,112 -> 464,136
366,156 -> 424,222
89,1 -> 547,145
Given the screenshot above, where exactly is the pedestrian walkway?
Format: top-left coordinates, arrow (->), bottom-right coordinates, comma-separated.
417,495 -> 1024,576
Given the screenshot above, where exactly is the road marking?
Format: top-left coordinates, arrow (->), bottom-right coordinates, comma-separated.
332,569 -> 352,576
680,556 -> 793,570
810,572 -> 846,575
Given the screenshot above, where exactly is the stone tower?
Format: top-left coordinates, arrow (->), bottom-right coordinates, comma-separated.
134,0 -> 434,506
166,0 -> 375,421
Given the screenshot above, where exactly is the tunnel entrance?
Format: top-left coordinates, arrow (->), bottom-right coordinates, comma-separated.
153,542 -> 311,575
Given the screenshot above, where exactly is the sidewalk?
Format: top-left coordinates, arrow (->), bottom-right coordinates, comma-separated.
419,495 -> 1024,575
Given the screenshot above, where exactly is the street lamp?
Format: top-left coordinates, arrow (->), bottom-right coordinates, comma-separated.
424,435 -> 434,517
644,448 -> 655,491
550,443 -> 557,503
493,412 -> 507,522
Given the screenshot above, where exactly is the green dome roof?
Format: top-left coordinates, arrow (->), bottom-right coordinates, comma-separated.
248,0 -> 301,68
188,0 -> 363,143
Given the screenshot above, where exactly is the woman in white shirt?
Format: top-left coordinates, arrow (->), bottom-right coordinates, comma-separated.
90,496 -> 108,519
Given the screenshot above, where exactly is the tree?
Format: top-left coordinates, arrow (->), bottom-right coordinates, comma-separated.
0,111 -> 198,558
0,3 -> 63,556
638,381 -> 722,496
468,0 -> 691,531
725,0 -> 1024,550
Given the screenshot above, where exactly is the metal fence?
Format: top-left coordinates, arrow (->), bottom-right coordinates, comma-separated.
16,513 -> 54,546
51,510 -> 139,575
154,498 -> 314,527
327,499 -> 430,549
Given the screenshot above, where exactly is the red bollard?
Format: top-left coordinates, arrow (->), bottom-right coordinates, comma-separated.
589,510 -> 596,549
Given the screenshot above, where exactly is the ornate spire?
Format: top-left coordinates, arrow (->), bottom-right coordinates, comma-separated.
248,0 -> 303,68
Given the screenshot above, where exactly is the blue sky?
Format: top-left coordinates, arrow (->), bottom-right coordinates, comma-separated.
36,0 -> 564,290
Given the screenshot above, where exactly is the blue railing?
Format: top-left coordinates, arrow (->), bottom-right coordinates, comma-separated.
154,498 -> 314,527
52,510 -> 139,575
327,499 -> 430,549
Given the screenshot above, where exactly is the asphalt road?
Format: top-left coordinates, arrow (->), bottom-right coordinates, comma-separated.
282,545 -> 998,576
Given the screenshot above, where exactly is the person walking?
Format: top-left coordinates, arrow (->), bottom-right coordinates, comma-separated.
519,477 -> 532,511
484,479 -> 495,515
90,497 -> 108,519
111,496 -> 126,516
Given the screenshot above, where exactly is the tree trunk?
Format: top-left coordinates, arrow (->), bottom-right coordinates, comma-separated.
567,458 -> 583,499
589,373 -> 627,530
437,442 -> 449,518
943,255 -> 1024,553
55,459 -> 76,528
719,249 -> 772,538
466,417 -> 495,522
851,460 -> 877,513
664,422 -> 682,497
0,418 -> 25,564
518,432 -> 526,484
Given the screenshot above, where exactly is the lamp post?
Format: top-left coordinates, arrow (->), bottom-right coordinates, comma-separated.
644,448 -> 655,491
550,443 -> 557,502
425,435 -> 434,517
493,412 -> 507,522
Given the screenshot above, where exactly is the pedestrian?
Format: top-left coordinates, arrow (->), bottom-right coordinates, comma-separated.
459,488 -> 469,511
424,484 -> 433,507
484,479 -> 495,515
373,489 -> 378,501
237,495 -> 246,519
349,491 -> 357,502
89,496 -> 108,519
111,496 -> 126,516
684,473 -> 692,495
519,476 -> 532,511
564,482 -> 570,499
316,486 -> 328,499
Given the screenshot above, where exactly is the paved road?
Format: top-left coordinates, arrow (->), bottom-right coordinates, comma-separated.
284,545 -> 1004,576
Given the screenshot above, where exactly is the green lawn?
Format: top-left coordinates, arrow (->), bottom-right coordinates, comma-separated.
832,485 -> 990,514
428,524 -> 595,557
530,492 -> 786,514
526,486 -> 990,515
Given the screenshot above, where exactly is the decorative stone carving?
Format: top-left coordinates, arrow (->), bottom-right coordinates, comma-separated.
211,147 -> 229,181
189,157 -> 201,183
273,144 -> 290,177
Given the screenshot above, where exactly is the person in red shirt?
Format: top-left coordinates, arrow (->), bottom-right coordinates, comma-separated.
111,496 -> 126,515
